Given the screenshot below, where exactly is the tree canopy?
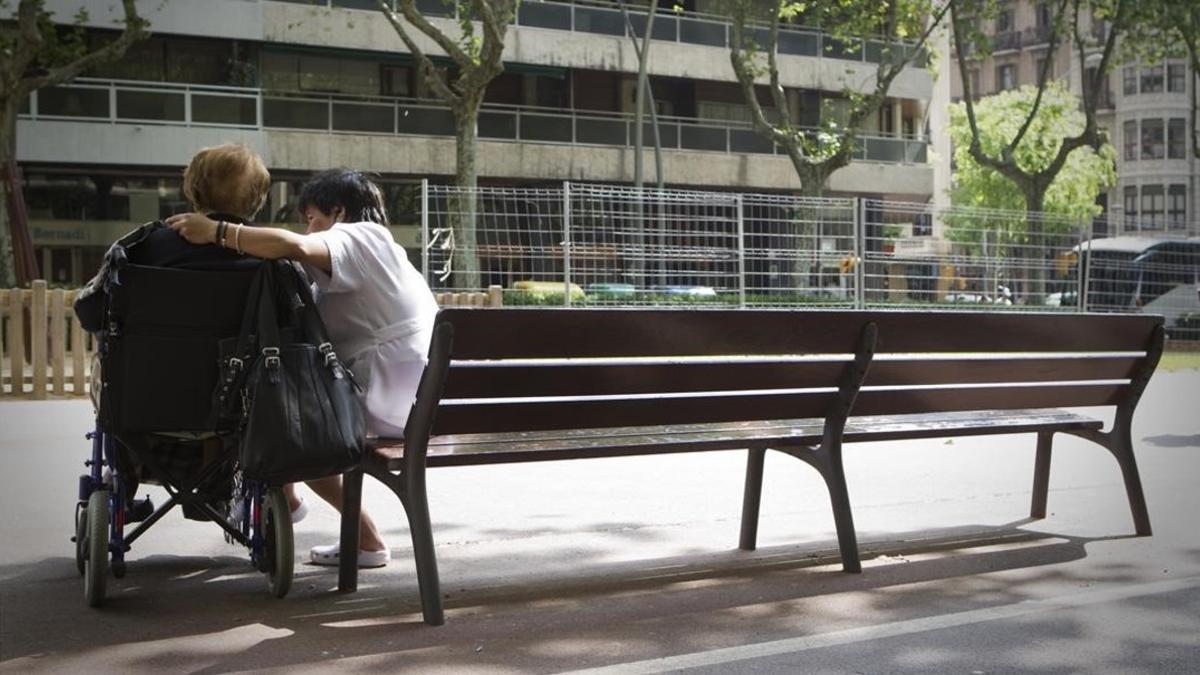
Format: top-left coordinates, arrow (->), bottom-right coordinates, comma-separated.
947,83 -> 1116,246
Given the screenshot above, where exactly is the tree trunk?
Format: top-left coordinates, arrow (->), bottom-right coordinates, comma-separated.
452,101 -> 482,291
1023,187 -> 1048,304
0,101 -> 18,288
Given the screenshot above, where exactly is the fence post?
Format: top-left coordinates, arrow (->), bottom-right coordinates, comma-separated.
1079,226 -> 1091,313
7,289 -> 25,396
487,284 -> 503,308
420,178 -> 430,284
50,288 -> 66,395
854,198 -> 865,310
563,181 -> 572,307
736,193 -> 746,308
31,280 -> 47,399
70,293 -> 86,396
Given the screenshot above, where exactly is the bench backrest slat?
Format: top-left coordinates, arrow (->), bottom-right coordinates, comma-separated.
428,309 -> 1161,437
441,309 -> 1160,358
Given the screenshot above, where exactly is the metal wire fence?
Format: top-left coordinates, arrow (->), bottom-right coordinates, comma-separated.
419,181 -> 1200,337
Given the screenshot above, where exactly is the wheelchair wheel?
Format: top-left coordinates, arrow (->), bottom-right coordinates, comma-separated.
74,503 -> 87,576
84,490 -> 109,607
262,488 -> 293,598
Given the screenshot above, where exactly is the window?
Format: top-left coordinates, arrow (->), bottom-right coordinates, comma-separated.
1167,184 -> 1187,228
1141,119 -> 1165,159
1123,66 -> 1137,95
1141,185 -> 1164,227
1168,118 -> 1187,159
1036,2 -> 1052,27
996,6 -> 1014,32
1035,58 -> 1053,80
1140,65 -> 1164,93
1167,64 -> 1186,93
996,64 -> 1017,91
1123,186 -> 1138,221
1123,120 -> 1138,160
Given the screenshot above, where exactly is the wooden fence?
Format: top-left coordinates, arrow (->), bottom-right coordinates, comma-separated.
1,282 -> 503,400
1,281 -> 94,399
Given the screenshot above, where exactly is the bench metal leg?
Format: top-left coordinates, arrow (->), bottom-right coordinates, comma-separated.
404,468 -> 445,626
822,448 -> 862,574
1030,431 -> 1053,519
338,468 -> 363,593
779,443 -> 861,574
739,448 -> 766,550
1112,428 -> 1152,536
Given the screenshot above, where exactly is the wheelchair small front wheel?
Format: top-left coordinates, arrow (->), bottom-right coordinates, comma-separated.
75,503 -> 87,576
84,490 -> 110,607
262,488 -> 294,598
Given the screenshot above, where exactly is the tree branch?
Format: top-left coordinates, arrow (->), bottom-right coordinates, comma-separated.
1005,0 -> 1071,157
21,0 -> 146,93
394,0 -> 472,69
728,1 -> 789,148
378,0 -> 459,106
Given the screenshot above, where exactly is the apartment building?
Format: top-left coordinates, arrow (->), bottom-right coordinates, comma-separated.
17,0 -> 946,285
949,0 -> 1199,238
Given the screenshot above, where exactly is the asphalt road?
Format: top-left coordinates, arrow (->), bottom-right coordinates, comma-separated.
1,370 -> 1198,673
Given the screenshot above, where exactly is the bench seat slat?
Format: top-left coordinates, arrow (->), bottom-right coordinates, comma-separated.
373,409 -> 1103,468
440,357 -> 1142,399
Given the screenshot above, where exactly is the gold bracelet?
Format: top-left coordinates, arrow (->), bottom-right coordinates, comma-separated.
233,223 -> 244,255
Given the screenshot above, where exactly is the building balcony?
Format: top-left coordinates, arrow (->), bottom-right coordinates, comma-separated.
1022,24 -> 1054,47
992,31 -> 1022,52
268,0 -> 927,68
20,78 -> 929,166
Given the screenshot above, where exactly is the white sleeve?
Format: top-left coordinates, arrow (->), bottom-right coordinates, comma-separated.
305,224 -> 372,294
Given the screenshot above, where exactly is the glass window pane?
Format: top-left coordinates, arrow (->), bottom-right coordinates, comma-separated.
116,90 -> 185,121
397,105 -> 455,136
730,129 -> 773,154
520,113 -> 572,142
479,110 -> 517,139
1168,118 -> 1186,159
576,117 -> 627,145
39,86 -> 109,118
263,97 -> 329,129
679,18 -> 725,47
680,124 -> 727,151
192,94 -> 257,125
333,102 -> 394,132
1141,119 -> 1164,159
518,2 -> 571,30
574,6 -> 624,36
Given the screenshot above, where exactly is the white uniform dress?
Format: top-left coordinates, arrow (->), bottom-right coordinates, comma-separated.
304,221 -> 438,438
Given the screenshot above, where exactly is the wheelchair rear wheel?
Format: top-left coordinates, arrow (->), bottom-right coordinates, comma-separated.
84,490 -> 109,607
262,488 -> 293,598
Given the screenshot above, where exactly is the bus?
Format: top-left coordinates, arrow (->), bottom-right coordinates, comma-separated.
1078,236 -> 1200,330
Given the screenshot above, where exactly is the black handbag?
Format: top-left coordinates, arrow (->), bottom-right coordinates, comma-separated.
224,261 -> 365,485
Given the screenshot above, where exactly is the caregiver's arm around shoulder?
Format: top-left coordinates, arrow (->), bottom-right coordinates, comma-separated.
165,212 -> 332,274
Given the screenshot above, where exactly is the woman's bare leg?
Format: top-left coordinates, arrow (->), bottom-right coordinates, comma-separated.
305,475 -> 387,552
283,483 -> 302,512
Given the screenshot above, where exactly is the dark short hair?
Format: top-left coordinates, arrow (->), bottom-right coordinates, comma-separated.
297,168 -> 389,226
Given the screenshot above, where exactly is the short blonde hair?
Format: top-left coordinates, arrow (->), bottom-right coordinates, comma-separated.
182,144 -> 270,220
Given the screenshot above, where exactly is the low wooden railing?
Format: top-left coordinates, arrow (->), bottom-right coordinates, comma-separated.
1,281 -> 94,399
1,282 -> 503,400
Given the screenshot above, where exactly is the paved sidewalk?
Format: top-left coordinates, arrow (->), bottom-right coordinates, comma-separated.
1,370 -> 1198,673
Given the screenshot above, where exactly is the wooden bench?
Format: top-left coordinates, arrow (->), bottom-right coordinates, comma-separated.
337,308 -> 1164,626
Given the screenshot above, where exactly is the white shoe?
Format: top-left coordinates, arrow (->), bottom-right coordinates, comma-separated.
290,498 -> 308,525
310,543 -> 390,568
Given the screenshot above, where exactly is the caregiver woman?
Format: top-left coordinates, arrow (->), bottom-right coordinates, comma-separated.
166,169 -> 437,569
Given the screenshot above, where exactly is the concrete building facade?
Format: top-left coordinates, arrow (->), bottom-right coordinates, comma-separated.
16,0 -> 946,285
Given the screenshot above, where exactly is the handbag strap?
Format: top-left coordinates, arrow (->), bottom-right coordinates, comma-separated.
274,262 -> 353,381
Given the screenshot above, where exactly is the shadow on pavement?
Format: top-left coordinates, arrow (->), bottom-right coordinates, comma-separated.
0,521 -> 1144,672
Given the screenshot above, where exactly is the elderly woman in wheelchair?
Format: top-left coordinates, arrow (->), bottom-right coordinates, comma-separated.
73,144 -> 288,605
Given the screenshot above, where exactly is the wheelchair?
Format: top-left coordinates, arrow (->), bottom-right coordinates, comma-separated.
73,240 -> 295,607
